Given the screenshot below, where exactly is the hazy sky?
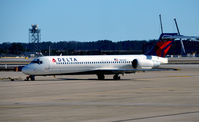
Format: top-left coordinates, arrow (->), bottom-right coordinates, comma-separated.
0,0 -> 199,43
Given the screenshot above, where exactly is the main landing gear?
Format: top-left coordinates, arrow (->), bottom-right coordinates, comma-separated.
97,74 -> 121,80
97,74 -> 105,80
25,75 -> 35,81
113,74 -> 120,80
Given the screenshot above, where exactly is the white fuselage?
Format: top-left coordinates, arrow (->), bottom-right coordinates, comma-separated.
22,55 -> 168,76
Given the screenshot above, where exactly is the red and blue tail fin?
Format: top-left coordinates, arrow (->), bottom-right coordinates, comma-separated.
146,33 -> 178,57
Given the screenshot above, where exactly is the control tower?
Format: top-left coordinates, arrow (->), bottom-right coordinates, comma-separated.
29,24 -> 41,52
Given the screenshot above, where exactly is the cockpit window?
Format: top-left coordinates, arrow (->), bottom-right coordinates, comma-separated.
31,59 -> 43,64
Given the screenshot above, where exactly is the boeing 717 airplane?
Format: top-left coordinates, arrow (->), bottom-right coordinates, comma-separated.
22,32 -> 179,81
22,17 -> 199,81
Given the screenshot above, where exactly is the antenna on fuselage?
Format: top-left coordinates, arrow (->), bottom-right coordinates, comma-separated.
159,14 -> 164,34
174,18 -> 186,55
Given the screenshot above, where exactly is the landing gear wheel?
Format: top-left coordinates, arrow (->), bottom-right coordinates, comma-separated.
25,75 -> 35,81
25,76 -> 29,81
113,74 -> 120,80
30,75 -> 35,81
97,74 -> 105,80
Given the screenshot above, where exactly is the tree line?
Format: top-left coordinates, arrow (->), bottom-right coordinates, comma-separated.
0,40 -> 199,56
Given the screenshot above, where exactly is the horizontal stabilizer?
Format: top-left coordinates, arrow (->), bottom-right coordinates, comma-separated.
161,34 -> 199,41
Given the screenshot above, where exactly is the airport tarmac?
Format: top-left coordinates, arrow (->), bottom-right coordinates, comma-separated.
0,64 -> 199,122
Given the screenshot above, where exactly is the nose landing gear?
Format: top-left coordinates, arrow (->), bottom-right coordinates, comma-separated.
25,75 -> 35,81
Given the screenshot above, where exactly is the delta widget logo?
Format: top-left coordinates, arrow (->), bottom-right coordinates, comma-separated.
52,58 -> 56,63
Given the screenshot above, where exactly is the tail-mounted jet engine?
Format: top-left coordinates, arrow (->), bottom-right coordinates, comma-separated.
132,59 -> 160,69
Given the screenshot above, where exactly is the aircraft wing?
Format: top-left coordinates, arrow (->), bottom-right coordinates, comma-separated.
95,68 -> 178,74
61,67 -> 178,75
